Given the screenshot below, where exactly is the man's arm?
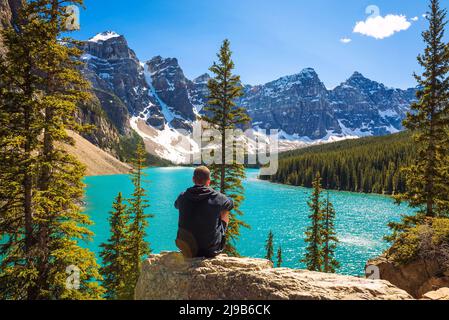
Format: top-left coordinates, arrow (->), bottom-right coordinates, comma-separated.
220,196 -> 233,228
174,193 -> 183,210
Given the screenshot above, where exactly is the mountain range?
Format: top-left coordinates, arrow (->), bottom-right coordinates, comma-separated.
77,31 -> 416,162
0,9 -> 418,163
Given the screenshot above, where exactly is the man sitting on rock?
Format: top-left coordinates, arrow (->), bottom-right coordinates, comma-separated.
175,166 -> 233,258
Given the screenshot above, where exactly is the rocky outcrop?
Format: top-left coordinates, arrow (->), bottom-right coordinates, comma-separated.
81,32 -> 156,129
0,0 -> 23,55
76,97 -> 124,157
241,70 -> 416,140
329,72 -> 416,136
421,287 -> 449,300
240,68 -> 340,140
0,0 -> 21,29
147,56 -> 196,122
135,252 -> 412,300
367,255 -> 449,298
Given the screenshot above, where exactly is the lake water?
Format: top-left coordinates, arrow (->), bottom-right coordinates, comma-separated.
83,167 -> 414,276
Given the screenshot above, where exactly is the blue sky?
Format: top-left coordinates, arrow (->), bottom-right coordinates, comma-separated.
73,0 -> 449,89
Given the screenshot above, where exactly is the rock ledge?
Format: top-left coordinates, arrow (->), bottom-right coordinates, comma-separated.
135,252 -> 412,300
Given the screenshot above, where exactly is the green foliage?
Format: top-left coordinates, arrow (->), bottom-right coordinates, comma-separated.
125,143 -> 152,295
387,226 -> 422,265
202,39 -> 251,256
265,231 -> 274,263
0,0 -> 104,299
276,246 -> 283,268
100,193 -> 132,300
388,0 -> 449,245
387,218 -> 449,268
395,0 -> 449,219
261,132 -> 415,195
302,174 -> 340,273
323,192 -> 340,273
302,173 -> 325,271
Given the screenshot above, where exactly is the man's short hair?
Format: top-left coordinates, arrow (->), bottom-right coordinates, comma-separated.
193,166 -> 210,185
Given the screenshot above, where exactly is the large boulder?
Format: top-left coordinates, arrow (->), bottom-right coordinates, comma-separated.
421,287 -> 449,300
135,252 -> 412,300
368,255 -> 449,298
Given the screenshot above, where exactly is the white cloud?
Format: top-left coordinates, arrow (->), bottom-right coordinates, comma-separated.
353,14 -> 412,40
340,37 -> 352,44
422,13 -> 428,19
411,16 -> 419,22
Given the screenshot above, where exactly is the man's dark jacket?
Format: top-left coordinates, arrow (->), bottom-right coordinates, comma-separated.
175,185 -> 233,258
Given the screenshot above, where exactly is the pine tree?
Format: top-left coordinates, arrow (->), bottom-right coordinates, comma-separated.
302,172 -> 324,272
100,193 -> 131,300
265,231 -> 274,263
399,0 -> 449,218
276,246 -> 283,268
390,0 -> 449,240
323,192 -> 339,273
202,39 -> 251,256
0,0 -> 104,300
0,2 -> 44,299
126,143 -> 152,295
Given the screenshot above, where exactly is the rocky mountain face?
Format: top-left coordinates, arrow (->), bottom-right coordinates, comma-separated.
241,68 -> 340,140
329,72 -> 416,137
79,32 -> 416,154
135,252 -> 412,300
0,0 -> 21,29
80,33 -> 200,133
147,56 -> 196,128
3,25 -> 417,162
0,0 -> 22,55
241,70 -> 416,140
81,32 -> 149,134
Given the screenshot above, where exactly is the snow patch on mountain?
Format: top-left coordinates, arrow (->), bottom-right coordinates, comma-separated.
130,117 -> 199,164
80,32 -> 417,163
89,31 -> 121,43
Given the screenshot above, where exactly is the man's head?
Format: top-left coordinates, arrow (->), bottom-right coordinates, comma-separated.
193,166 -> 211,186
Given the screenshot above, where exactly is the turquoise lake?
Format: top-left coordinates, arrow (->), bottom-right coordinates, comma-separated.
83,167 -> 414,276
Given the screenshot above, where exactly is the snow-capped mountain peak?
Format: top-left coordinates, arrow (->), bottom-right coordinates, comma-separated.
89,31 -> 122,43
193,73 -> 211,84
298,67 -> 319,78
79,32 -> 417,163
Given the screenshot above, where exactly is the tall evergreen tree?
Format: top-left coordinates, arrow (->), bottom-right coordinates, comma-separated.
0,2 -> 44,299
276,246 -> 283,268
397,0 -> 449,218
323,192 -> 339,273
202,39 -> 251,256
265,231 -> 274,263
302,173 -> 324,272
391,0 -> 449,239
100,193 -> 131,300
126,143 -> 152,295
0,0 -> 104,300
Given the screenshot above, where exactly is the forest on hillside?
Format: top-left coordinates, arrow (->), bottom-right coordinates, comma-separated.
260,132 -> 416,195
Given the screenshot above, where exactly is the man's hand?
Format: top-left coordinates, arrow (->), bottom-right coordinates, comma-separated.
221,211 -> 230,225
